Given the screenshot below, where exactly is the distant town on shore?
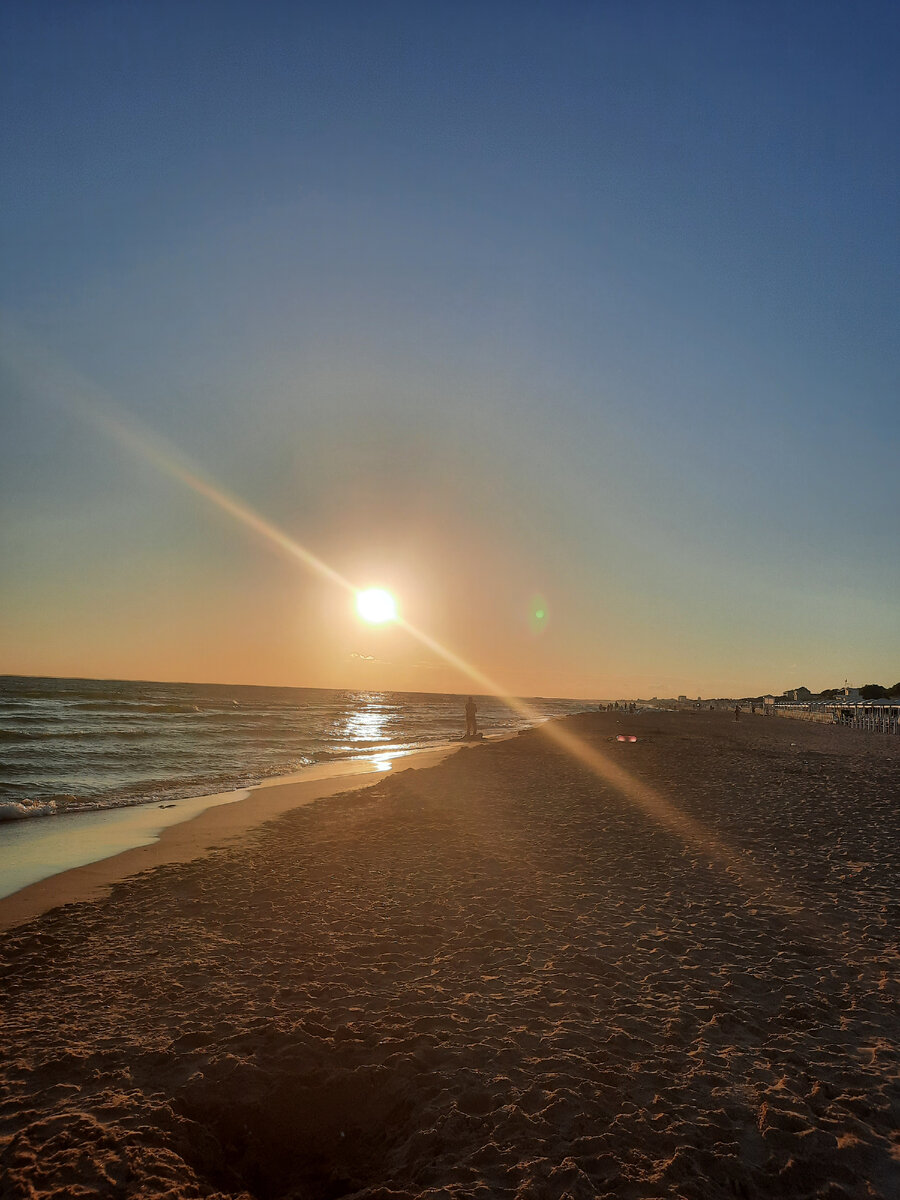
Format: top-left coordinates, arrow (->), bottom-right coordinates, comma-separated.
616,681 -> 900,709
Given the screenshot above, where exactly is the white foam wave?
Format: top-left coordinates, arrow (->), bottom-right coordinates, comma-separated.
0,798 -> 58,822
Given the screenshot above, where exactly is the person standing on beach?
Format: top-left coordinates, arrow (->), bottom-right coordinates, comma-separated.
465,696 -> 478,737
734,704 -> 740,721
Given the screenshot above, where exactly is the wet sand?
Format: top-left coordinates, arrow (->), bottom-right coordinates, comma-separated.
1,711 -> 898,1199
0,748 -> 456,932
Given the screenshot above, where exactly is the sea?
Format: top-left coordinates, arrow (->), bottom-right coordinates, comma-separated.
0,675 -> 589,823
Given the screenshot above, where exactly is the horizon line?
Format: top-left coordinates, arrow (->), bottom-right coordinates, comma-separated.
0,669 -> 603,704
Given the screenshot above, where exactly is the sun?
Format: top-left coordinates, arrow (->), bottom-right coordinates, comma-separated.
356,587 -> 398,624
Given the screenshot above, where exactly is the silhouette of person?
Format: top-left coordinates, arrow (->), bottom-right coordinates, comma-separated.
465,696 -> 478,737
734,705 -> 740,721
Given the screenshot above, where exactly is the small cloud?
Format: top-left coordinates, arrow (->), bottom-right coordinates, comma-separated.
350,651 -> 390,665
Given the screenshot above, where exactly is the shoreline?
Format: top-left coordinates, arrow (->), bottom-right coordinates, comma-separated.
0,740 -> 464,933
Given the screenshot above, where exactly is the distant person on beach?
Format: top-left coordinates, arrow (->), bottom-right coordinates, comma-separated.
465,696 -> 478,738
734,705 -> 740,721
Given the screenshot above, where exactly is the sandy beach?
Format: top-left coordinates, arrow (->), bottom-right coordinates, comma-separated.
1,710 -> 898,1199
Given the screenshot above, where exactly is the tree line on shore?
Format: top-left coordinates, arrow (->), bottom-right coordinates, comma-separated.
819,683 -> 900,700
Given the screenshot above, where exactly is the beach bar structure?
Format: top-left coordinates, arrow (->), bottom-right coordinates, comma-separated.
826,699 -> 900,735
770,700 -> 831,723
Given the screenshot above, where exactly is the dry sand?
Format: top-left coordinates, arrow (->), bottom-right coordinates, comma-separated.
1,711 -> 898,1199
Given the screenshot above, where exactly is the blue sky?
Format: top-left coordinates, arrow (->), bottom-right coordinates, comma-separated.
1,1 -> 898,696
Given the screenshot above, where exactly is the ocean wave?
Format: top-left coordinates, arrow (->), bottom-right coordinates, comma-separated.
0,711 -> 68,723
0,798 -> 59,821
328,737 -> 392,749
0,686 -> 117,703
309,746 -> 398,762
0,727 -> 158,742
69,701 -> 202,714
0,760 -> 33,773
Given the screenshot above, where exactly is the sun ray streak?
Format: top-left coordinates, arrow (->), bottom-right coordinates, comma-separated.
93,409 -> 354,595
399,615 -> 759,885
1,327 -> 830,936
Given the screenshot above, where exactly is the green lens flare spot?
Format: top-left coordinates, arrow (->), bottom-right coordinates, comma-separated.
529,595 -> 549,634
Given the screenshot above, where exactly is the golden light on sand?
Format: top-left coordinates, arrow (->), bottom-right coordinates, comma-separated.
356,587 -> 397,624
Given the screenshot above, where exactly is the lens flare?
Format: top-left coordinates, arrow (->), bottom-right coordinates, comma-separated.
356,588 -> 397,624
529,594 -> 549,635
1,327 -> 834,943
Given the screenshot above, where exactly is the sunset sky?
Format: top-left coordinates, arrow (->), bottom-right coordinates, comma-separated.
1,2 -> 898,699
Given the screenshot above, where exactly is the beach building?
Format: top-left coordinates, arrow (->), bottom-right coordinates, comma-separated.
827,698 -> 900,735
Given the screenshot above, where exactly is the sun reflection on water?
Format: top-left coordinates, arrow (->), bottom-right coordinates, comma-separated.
333,698 -> 396,748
